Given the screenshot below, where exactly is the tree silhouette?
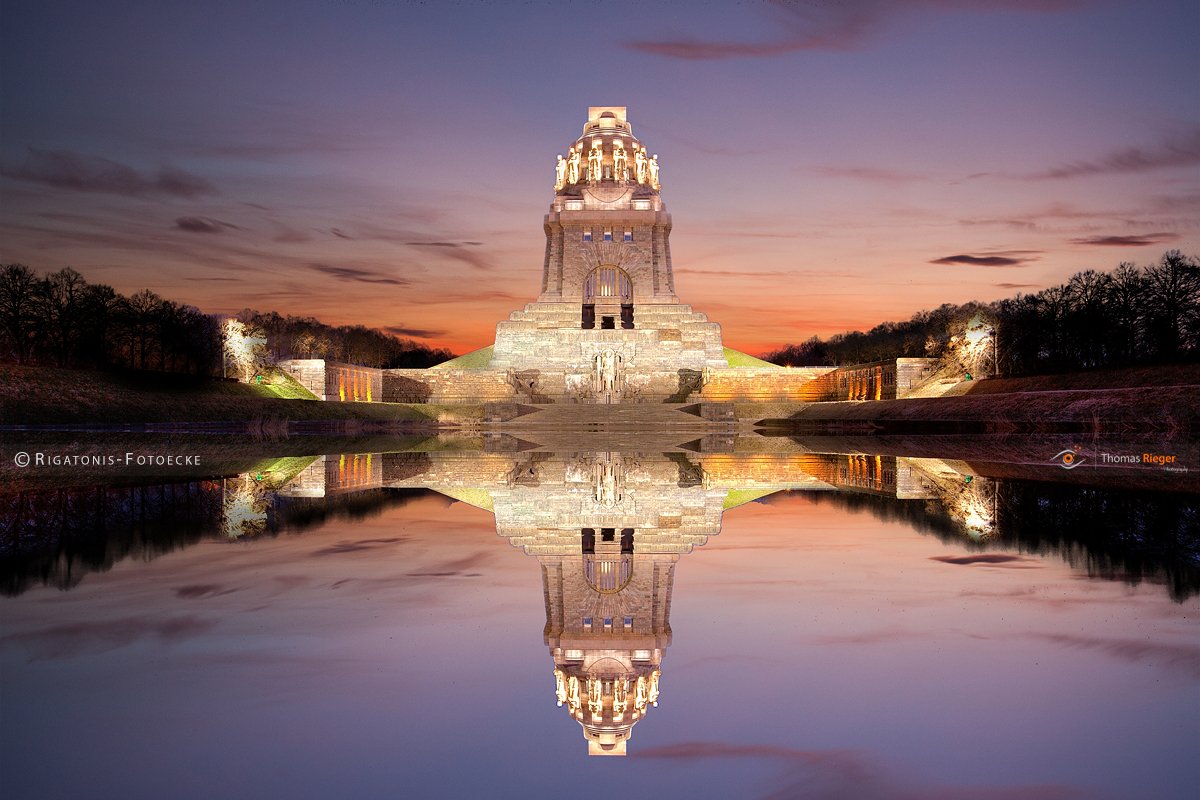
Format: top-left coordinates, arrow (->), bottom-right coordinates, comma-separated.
763,251 -> 1199,375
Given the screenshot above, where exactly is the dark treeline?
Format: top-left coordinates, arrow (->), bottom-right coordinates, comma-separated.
1,264 -> 222,374
0,263 -> 456,374
0,483 -> 438,596
763,251 -> 1200,375
237,309 -> 454,369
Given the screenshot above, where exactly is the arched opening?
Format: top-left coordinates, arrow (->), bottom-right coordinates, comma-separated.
582,267 -> 634,329
584,554 -> 633,594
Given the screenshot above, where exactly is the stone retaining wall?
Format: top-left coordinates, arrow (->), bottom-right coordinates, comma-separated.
278,359 -> 382,402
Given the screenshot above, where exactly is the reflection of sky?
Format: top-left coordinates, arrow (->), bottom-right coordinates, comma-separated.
1,1 -> 1197,354
2,493 -> 1196,799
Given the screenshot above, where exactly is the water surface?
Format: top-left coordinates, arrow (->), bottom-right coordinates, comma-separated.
2,434 -> 1196,799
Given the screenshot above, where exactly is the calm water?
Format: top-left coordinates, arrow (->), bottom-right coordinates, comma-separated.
2,434 -> 1197,799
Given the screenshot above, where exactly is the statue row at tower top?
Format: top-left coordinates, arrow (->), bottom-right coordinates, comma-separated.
555,142 -> 660,191
554,107 -> 661,193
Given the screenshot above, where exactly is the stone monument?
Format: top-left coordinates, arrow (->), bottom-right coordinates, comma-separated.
484,107 -> 728,403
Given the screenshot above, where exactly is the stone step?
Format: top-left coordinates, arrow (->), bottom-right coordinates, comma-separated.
490,403 -> 729,429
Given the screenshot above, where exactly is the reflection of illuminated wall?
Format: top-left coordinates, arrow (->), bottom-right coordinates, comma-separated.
276,454 -> 383,498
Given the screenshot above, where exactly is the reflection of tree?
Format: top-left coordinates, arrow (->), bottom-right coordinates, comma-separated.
793,484 -> 1200,601
996,481 -> 1199,602
0,485 -> 436,596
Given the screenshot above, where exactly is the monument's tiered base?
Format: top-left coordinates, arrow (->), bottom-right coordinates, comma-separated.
485,301 -> 726,403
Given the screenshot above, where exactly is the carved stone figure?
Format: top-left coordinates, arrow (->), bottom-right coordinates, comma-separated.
595,457 -> 622,508
555,669 -> 568,706
634,148 -> 647,184
565,373 -> 593,403
555,155 -> 567,190
588,678 -> 602,720
567,147 -> 580,185
612,680 -> 628,721
567,675 -> 581,713
596,349 -> 620,397
648,155 -> 660,190
613,143 -> 627,182
588,144 -> 603,183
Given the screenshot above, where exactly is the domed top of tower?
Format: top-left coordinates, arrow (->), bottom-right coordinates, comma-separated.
553,107 -> 662,202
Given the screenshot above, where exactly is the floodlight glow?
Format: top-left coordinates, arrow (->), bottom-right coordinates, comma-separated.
224,319 -> 267,382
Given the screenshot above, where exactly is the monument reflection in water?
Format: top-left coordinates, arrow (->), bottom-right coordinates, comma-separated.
263,444 -> 997,755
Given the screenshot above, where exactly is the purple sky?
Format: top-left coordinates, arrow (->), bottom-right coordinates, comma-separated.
2,0 -> 1197,354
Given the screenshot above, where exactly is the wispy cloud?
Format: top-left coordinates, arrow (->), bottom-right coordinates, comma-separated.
1030,633 -> 1200,680
406,241 -> 495,271
626,0 -> 1083,60
931,254 -> 1035,267
931,554 -> 1042,567
4,615 -> 218,661
632,741 -> 1089,799
273,227 -> 311,244
812,166 -> 927,184
3,147 -> 216,198
405,552 -> 490,578
385,325 -> 446,339
310,537 -> 406,557
175,584 -> 238,599
1031,128 -> 1200,179
310,264 -> 410,285
1069,233 -> 1181,247
175,217 -> 237,234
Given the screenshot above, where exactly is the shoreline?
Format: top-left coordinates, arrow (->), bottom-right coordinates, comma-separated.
3,362 -> 1196,433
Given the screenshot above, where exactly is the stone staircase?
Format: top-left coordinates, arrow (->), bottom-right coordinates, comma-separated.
487,402 -> 726,429
504,302 -> 715,329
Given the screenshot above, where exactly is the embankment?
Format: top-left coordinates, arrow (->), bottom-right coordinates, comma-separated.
760,364 -> 1199,433
1,364 -> 480,428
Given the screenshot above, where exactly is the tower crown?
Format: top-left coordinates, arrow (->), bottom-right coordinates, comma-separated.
553,107 -> 662,206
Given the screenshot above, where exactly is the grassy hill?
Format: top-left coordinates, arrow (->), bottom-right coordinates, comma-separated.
0,363 -> 475,425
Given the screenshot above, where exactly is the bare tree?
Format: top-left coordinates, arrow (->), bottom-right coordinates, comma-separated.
0,263 -> 38,363
1143,250 -> 1200,358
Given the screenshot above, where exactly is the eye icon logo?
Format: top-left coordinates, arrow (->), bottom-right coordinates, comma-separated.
1051,449 -> 1086,470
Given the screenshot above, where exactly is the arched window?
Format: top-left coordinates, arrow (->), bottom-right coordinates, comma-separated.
583,554 -> 633,594
583,267 -> 632,303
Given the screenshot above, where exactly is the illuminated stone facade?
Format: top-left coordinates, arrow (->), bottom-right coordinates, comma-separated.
485,107 -> 727,403
281,108 -> 842,405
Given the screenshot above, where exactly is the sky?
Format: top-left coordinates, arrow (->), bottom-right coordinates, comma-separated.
1,0 -> 1198,355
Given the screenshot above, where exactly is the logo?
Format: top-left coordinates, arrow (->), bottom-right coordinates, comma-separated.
1051,448 -> 1086,470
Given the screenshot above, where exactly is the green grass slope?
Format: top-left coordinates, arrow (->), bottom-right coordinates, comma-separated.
724,347 -> 780,368
431,345 -> 493,370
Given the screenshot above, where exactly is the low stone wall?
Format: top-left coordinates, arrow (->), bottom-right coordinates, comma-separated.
279,359 -> 382,402
387,366 -> 714,404
801,358 -> 939,401
699,367 -> 834,402
280,359 -> 938,406
384,368 -> 517,404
